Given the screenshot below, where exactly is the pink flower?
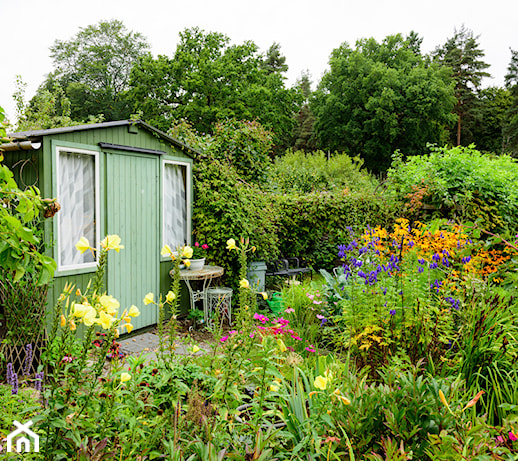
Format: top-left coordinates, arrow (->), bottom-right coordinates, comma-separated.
220,335 -> 229,342
306,294 -> 314,300
305,345 -> 316,352
253,313 -> 269,324
202,244 -> 209,250
313,300 -> 322,305
194,242 -> 200,247
284,308 -> 295,314
229,330 -> 237,335
510,431 -> 518,441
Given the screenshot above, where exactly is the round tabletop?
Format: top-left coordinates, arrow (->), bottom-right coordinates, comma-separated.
172,265 -> 224,281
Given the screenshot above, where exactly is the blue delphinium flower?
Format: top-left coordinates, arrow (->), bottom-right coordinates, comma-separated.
431,279 -> 442,294
445,296 -> 460,310
389,309 -> 396,316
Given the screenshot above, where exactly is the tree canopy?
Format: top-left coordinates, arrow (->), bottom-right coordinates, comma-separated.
432,26 -> 491,146
128,27 -> 302,150
40,19 -> 150,122
311,34 -> 456,172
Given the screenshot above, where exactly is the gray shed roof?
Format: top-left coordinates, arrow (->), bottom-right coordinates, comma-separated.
8,120 -> 200,157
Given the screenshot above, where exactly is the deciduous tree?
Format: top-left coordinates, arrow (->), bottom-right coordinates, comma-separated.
312,33 -> 456,172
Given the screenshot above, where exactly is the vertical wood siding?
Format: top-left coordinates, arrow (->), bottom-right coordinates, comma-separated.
106,151 -> 159,331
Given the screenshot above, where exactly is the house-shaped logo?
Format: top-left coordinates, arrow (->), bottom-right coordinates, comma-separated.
6,420 -> 39,453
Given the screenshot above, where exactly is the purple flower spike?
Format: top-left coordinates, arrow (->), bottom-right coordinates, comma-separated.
389,309 -> 396,316
24,344 -> 33,376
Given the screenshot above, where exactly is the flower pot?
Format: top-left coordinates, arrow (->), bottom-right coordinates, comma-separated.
188,258 -> 206,271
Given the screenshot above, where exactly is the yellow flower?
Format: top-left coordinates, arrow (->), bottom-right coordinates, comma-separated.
239,279 -> 250,289
69,319 -> 77,331
190,345 -> 201,354
72,302 -> 88,318
182,245 -> 194,259
183,259 -> 191,267
333,388 -> 351,405
314,375 -> 328,390
101,234 -> 124,252
75,237 -> 90,254
97,311 -> 115,330
99,294 -> 120,314
143,293 -> 155,305
260,292 -> 268,300
161,244 -> 173,257
83,306 -> 97,327
165,291 -> 176,303
60,315 -> 66,327
122,323 -> 134,333
226,238 -> 237,251
128,305 -> 140,317
120,372 -> 131,383
277,338 -> 287,352
270,383 -> 280,392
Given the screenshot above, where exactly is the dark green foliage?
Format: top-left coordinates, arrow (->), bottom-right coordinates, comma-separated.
192,156 -> 280,288
504,48 -> 518,154
388,145 -> 518,234
205,119 -> 273,184
129,27 -> 302,151
433,25 -> 491,146
312,33 -> 456,173
471,86 -> 511,153
275,190 -> 398,270
47,19 -> 149,122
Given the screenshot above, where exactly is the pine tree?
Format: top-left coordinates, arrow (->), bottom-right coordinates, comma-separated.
504,48 -> 518,154
433,25 -> 490,146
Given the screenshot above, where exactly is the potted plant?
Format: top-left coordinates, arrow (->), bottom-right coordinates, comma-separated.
185,242 -> 209,271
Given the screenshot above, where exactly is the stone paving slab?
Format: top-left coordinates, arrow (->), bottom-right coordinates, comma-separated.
118,332 -> 212,363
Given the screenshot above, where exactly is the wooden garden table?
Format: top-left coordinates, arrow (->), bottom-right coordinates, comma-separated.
173,265 -> 224,324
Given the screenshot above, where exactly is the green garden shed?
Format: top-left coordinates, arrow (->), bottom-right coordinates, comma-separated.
3,120 -> 195,331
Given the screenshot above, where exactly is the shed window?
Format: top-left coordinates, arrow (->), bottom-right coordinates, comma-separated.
56,147 -> 99,270
163,161 -> 190,250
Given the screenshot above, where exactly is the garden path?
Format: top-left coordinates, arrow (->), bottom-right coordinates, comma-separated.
118,332 -> 212,363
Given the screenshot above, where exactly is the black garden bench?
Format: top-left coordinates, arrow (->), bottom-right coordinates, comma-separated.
265,258 -> 311,281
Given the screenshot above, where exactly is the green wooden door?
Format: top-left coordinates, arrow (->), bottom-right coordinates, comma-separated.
105,152 -> 159,331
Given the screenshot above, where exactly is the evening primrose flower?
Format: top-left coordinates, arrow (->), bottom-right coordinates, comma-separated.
83,306 -> 97,327
143,293 -> 155,305
75,237 -> 90,254
122,323 -> 134,333
332,388 -> 351,405
190,345 -> 201,354
72,302 -> 89,318
120,372 -> 131,383
99,294 -> 120,314
60,315 -> 66,327
165,291 -> 176,303
97,311 -> 115,330
239,279 -> 250,289
226,238 -> 237,251
260,292 -> 268,300
314,375 -> 328,390
161,245 -> 173,257
128,305 -> 140,317
101,234 -> 124,252
182,245 -> 194,259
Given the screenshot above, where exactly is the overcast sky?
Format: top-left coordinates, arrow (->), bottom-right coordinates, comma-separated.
2,0 -> 517,124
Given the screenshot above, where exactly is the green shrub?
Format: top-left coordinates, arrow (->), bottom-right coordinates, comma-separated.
267,149 -> 378,194
274,190 -> 399,270
388,145 -> 518,234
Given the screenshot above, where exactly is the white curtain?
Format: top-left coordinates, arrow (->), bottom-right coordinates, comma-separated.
163,163 -> 187,249
58,151 -> 96,267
